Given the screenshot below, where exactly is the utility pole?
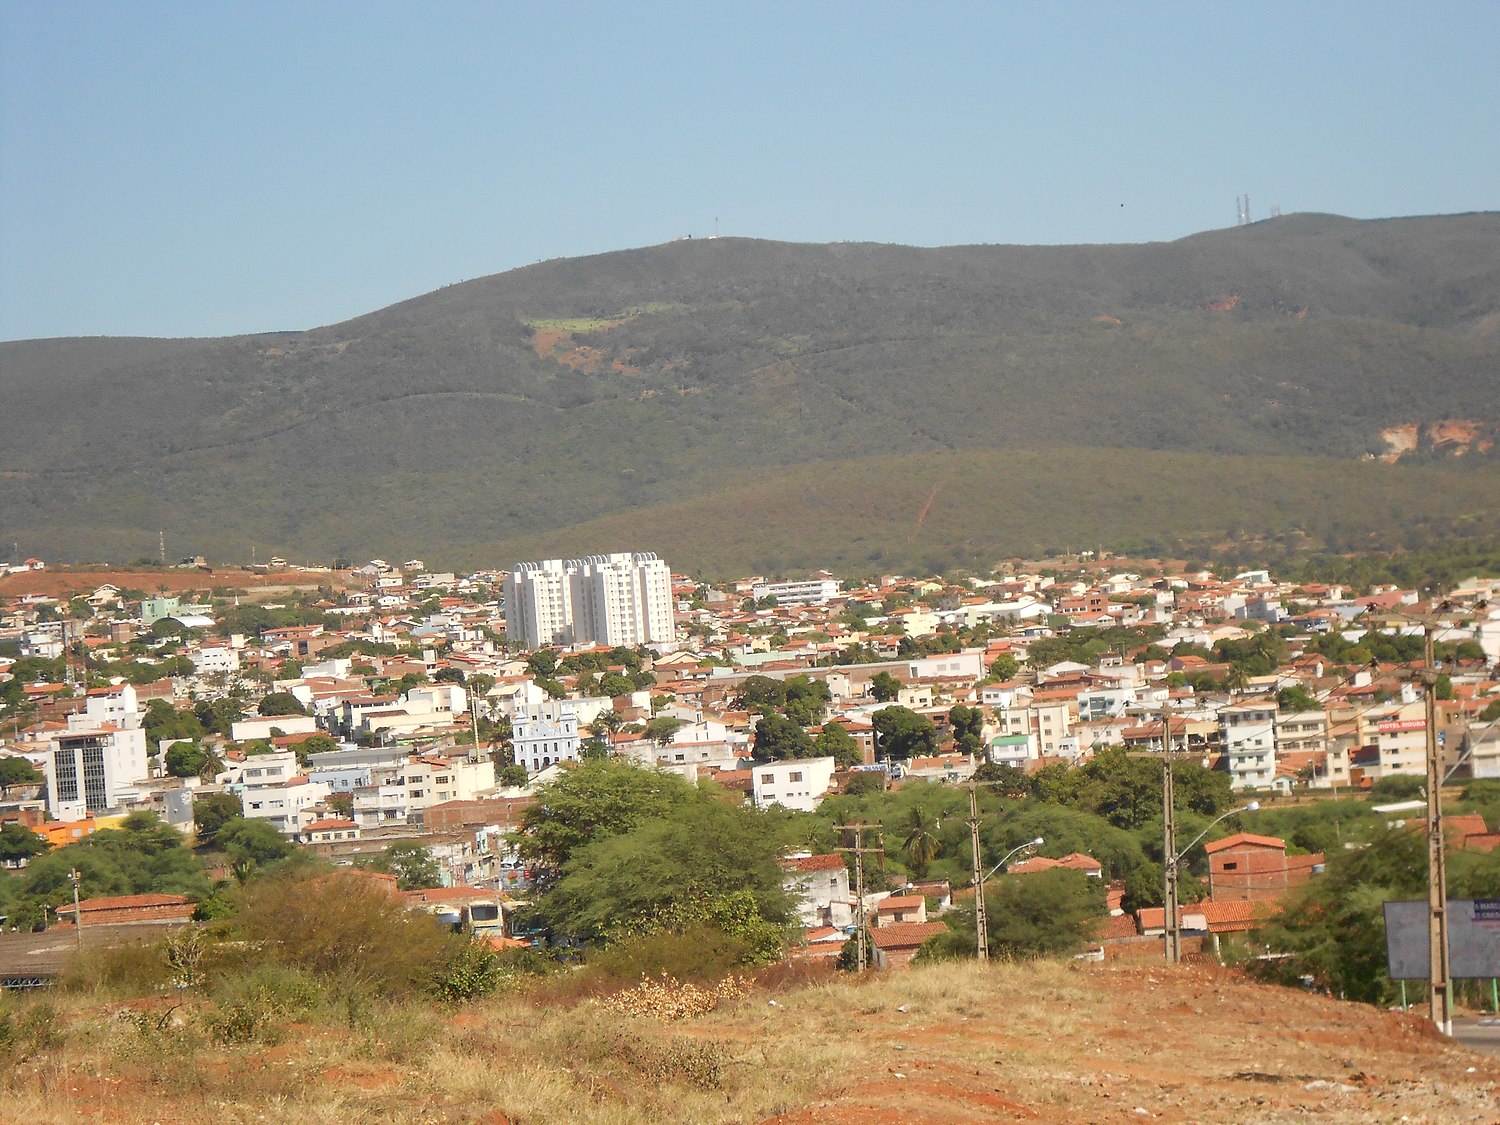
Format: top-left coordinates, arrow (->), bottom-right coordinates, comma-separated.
837,823 -> 883,973
1423,622 -> 1453,1035
968,781 -> 989,961
1161,705 -> 1181,964
69,869 -> 82,948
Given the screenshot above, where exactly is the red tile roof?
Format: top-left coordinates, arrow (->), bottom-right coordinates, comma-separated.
867,921 -> 949,950
1204,833 -> 1287,855
785,853 -> 845,873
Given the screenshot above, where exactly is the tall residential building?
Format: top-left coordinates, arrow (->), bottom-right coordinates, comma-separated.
503,551 -> 674,650
40,684 -> 149,821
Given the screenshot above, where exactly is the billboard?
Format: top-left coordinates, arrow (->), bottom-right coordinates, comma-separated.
1383,899 -> 1500,980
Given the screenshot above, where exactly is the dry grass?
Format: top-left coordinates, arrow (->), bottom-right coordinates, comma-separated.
3,958 -> 1497,1123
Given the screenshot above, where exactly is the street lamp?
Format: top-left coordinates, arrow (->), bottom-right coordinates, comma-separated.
974,837 -> 1043,961
1163,801 -> 1258,964
982,837 -> 1046,884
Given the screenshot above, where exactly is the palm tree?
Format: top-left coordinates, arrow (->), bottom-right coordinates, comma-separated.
902,809 -> 941,878
196,745 -> 226,783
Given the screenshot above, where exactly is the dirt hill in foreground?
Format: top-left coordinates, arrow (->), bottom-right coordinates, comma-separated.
7,959 -> 1496,1123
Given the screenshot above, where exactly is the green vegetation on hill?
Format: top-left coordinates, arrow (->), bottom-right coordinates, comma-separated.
2,213 -> 1497,571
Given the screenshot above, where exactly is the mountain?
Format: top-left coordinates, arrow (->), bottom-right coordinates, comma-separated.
3,212 -> 1498,574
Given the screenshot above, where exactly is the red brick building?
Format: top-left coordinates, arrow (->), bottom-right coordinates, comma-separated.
56,893 -> 195,927
1205,833 -> 1324,902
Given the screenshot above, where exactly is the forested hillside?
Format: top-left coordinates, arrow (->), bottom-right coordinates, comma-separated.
2,212 -> 1497,571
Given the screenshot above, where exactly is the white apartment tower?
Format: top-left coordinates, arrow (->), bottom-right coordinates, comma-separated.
504,551 -> 674,650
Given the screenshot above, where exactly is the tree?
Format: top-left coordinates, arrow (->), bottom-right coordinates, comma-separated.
257,691 -> 306,716
754,713 -> 815,760
299,732 -> 338,758
872,706 -> 938,762
497,764 -> 530,788
193,792 -> 243,845
870,671 -> 902,702
919,868 -> 1104,962
948,704 -> 984,755
843,771 -> 886,796
514,759 -> 700,876
164,741 -> 208,778
783,676 -> 832,725
972,761 -> 1032,796
543,797 -> 794,951
902,808 -> 941,878
598,672 -> 635,698
643,715 -> 684,747
988,654 -> 1020,681
0,757 -> 41,797
737,675 -> 786,710
360,841 -> 443,891
0,822 -> 47,865
1276,684 -> 1320,713
814,722 -> 863,769
527,650 -> 559,678
216,817 -> 296,870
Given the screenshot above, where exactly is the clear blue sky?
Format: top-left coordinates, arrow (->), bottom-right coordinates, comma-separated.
3,1 -> 1496,341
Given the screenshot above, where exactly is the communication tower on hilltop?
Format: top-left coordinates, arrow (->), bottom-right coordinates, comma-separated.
1236,194 -> 1252,226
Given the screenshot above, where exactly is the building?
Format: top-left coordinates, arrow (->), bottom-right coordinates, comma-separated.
40,686 -> 149,821
750,578 -> 842,606
782,853 -> 853,929
503,552 -> 674,649
752,756 -> 837,812
1219,702 -> 1277,790
512,699 -> 584,775
867,921 -> 949,970
1204,833 -> 1324,902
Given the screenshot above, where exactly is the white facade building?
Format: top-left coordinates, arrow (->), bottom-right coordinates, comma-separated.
752,756 -> 837,812
1219,702 -> 1277,790
41,685 -> 149,821
504,552 -> 674,649
512,699 -> 584,774
750,578 -> 842,606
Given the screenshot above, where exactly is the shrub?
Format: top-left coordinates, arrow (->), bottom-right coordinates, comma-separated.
431,939 -> 504,1002
225,870 -> 459,997
596,973 -> 751,1022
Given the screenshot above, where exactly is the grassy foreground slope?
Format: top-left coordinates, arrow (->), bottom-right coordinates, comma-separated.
5,959 -> 1493,1123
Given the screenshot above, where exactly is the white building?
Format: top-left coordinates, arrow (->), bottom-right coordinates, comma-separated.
1219,702 -> 1277,790
40,685 -> 149,821
512,699 -> 584,775
750,578 -> 842,606
752,756 -> 837,812
504,552 -> 674,649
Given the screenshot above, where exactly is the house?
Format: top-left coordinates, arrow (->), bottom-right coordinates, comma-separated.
301,817 -> 361,845
867,921 -> 948,970
782,853 -> 853,929
1009,853 -> 1103,878
752,757 -> 837,812
55,893 -> 195,928
1204,833 -> 1323,902
874,894 -> 927,927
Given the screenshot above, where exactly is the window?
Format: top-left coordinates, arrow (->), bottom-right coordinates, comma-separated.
1222,862 -> 1238,870
789,771 -> 803,783
761,773 -> 774,784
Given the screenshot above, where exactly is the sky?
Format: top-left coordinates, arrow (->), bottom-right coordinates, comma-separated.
2,1 -> 1496,341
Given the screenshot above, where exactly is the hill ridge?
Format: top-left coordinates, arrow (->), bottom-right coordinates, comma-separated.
3,212 -> 1497,570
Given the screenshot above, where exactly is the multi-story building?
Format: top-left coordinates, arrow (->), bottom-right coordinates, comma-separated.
1219,701 -> 1277,790
41,685 -> 149,821
503,552 -> 674,649
750,578 -> 842,606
